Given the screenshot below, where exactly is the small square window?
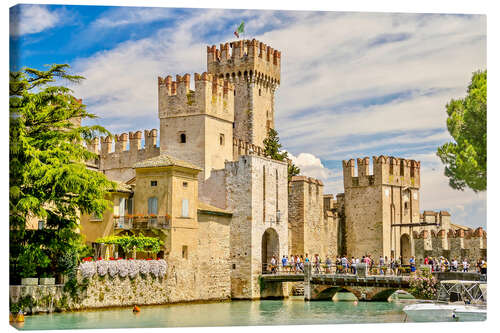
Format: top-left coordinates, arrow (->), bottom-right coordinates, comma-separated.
180,133 -> 186,143
151,180 -> 157,187
182,245 -> 188,259
183,182 -> 188,188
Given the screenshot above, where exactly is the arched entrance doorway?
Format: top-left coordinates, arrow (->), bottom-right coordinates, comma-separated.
261,228 -> 280,273
400,233 -> 411,264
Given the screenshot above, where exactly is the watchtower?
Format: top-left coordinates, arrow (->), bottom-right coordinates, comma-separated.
341,156 -> 421,261
207,39 -> 281,147
157,72 -> 234,181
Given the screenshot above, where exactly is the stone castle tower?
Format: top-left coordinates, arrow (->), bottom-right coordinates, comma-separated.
342,156 -> 421,261
157,39 -> 281,182
207,40 -> 281,147
157,73 -> 235,181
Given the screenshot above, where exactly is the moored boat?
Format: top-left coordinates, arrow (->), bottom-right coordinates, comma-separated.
403,280 -> 486,323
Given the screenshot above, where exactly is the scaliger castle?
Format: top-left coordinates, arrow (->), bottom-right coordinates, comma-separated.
74,39 -> 485,302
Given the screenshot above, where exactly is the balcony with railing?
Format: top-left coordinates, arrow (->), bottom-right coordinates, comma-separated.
113,215 -> 171,230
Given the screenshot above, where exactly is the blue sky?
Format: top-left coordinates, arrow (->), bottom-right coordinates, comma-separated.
9,4 -> 487,229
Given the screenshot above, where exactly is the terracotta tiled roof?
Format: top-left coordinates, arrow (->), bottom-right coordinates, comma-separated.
134,154 -> 202,171
198,202 -> 232,216
108,182 -> 133,193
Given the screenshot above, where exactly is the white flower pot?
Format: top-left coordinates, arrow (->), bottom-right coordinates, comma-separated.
39,277 -> 56,285
21,278 -> 38,285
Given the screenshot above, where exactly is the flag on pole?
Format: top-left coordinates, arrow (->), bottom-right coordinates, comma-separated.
234,21 -> 244,38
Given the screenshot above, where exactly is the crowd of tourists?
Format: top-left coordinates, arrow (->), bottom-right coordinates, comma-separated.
266,254 -> 487,275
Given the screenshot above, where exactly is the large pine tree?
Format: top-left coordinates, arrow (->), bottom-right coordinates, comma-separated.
9,64 -> 115,283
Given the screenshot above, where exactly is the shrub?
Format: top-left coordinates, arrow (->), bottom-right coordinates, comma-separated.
408,270 -> 438,300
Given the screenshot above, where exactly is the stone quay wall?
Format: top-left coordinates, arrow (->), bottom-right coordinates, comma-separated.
10,259 -> 231,314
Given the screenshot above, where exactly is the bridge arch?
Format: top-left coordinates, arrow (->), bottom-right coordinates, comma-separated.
370,288 -> 399,301
261,227 -> 280,272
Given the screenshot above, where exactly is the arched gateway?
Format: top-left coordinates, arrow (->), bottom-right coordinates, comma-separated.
400,233 -> 411,263
261,228 -> 280,273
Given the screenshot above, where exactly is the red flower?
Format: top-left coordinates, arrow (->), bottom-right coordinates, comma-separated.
146,258 -> 152,261
97,257 -> 102,261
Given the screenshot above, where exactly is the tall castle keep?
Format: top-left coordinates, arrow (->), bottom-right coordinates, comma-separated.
207,40 -> 280,147
78,38 -> 486,304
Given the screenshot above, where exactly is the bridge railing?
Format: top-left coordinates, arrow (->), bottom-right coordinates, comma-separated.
261,262 -> 414,276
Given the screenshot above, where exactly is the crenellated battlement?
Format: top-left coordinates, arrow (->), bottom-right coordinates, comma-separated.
158,72 -> 234,123
232,137 -> 267,160
412,226 -> 486,262
207,39 -> 281,86
90,129 -> 160,183
342,155 -> 421,188
95,129 -> 158,156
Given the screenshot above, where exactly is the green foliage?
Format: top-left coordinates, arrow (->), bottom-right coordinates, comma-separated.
96,233 -> 163,255
11,295 -> 36,314
9,64 -> 116,284
437,70 -> 487,192
17,244 -> 51,278
408,270 -> 438,300
63,276 -> 89,301
263,128 -> 301,181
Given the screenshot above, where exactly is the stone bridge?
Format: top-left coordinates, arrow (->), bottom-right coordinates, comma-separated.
260,263 -> 411,301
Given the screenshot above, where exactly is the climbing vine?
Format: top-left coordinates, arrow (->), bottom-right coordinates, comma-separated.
95,234 -> 163,255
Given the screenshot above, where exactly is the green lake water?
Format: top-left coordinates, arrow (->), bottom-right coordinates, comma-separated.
12,298 -> 411,330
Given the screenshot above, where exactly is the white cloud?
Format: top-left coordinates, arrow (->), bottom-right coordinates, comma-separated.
10,5 -> 60,36
91,7 -> 174,28
288,152 -> 335,180
72,9 -> 227,122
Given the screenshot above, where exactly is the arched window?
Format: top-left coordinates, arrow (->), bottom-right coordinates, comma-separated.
148,197 -> 158,215
180,133 -> 186,143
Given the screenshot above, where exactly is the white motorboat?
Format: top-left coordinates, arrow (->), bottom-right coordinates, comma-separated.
452,305 -> 487,321
403,280 -> 487,323
403,302 -> 456,322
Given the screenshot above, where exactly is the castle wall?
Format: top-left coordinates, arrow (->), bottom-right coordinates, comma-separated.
159,116 -> 206,175
288,177 -> 338,259
288,179 -> 306,255
345,185 -> 384,258
196,212 -> 232,300
97,130 -> 160,183
198,169 -> 227,209
224,155 -> 288,299
412,228 -> 486,262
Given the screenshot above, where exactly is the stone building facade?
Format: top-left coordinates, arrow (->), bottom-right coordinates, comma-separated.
70,37 -> 485,307
78,39 -> 289,302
